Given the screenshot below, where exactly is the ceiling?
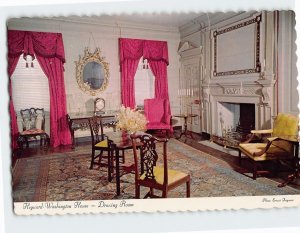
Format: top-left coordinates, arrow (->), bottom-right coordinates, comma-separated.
40,11 -> 246,30
46,12 -> 204,28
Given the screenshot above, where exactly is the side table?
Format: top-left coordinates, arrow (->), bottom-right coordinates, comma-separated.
173,114 -> 198,139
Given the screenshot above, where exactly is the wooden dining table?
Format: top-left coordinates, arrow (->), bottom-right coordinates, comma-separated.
105,131 -> 143,196
173,113 -> 198,139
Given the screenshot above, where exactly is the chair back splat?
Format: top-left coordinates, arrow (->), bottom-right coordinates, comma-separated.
89,115 -> 105,144
131,134 -> 190,198
20,107 -> 45,132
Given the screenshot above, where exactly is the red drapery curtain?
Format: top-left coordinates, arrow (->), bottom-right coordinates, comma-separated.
119,38 -> 170,110
119,38 -> 143,108
8,30 -> 71,148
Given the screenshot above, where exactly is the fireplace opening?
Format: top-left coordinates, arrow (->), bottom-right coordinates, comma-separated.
213,102 -> 255,148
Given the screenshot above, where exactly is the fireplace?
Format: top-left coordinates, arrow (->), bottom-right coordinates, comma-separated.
213,102 -> 255,147
202,80 -> 275,148
217,102 -> 255,137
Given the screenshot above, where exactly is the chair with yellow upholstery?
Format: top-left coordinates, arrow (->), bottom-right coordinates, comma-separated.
88,115 -> 115,181
130,134 -> 190,198
238,113 -> 299,179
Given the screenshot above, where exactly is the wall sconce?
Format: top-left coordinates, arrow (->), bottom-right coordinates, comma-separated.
143,59 -> 149,69
24,55 -> 34,68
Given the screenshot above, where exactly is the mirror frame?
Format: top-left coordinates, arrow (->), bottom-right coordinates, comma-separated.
213,14 -> 262,77
75,47 -> 109,96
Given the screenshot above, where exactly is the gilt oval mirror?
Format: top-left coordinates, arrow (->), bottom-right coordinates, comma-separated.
75,47 -> 109,96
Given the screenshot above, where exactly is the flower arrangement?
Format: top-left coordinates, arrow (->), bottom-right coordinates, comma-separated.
116,106 -> 147,133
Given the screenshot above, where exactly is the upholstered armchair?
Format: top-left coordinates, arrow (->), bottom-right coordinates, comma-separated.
239,113 -> 299,179
144,98 -> 172,137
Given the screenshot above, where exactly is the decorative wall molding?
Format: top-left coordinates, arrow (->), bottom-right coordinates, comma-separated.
242,87 -> 259,96
7,17 -> 181,42
224,87 -> 241,95
213,14 -> 262,77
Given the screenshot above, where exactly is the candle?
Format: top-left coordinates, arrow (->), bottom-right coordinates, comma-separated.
240,82 -> 243,94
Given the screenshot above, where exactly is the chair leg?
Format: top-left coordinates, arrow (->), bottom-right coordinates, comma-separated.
238,150 -> 242,165
274,160 -> 280,177
253,162 -> 257,180
149,188 -> 154,197
111,150 -> 115,174
90,150 -> 96,169
162,189 -> 167,198
25,137 -> 29,148
41,133 -> 49,150
186,180 -> 190,197
17,135 -> 25,150
108,150 -> 112,181
45,134 -> 50,150
98,150 -> 103,164
135,184 -> 140,199
122,150 -> 125,163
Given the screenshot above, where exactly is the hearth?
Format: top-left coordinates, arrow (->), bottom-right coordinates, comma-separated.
213,102 -> 255,148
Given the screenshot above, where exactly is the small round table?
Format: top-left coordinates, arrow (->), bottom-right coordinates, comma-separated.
173,114 -> 198,139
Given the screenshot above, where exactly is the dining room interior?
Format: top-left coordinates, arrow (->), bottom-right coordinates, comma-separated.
8,10 -> 300,202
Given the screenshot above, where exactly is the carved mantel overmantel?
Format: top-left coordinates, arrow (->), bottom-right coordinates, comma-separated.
202,78 -> 276,135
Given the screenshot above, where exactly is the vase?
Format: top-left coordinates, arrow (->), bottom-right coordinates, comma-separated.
121,130 -> 130,144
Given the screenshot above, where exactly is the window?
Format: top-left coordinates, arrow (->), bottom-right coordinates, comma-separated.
11,56 -> 50,113
134,58 -> 155,108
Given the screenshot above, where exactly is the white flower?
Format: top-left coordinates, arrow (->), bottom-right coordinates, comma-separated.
116,105 -> 147,133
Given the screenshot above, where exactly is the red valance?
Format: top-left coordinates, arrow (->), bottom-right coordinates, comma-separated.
8,29 -> 70,149
119,38 -> 169,65
8,30 -> 65,63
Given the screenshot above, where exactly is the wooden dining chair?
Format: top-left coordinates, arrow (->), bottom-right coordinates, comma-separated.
17,107 -> 49,150
88,115 -> 115,181
130,134 -> 190,198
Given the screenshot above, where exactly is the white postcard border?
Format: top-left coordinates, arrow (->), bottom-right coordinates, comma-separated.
1,0 -> 300,232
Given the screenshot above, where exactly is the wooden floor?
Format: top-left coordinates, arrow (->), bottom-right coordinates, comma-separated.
12,129 -> 300,190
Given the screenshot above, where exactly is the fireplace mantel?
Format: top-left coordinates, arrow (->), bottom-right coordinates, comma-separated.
202,78 -> 276,136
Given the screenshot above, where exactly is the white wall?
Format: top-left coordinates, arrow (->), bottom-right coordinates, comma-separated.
179,11 -> 298,134
278,11 -> 299,116
8,17 -> 181,137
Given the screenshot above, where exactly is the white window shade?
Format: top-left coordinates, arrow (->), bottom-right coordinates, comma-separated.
134,58 -> 155,107
11,56 -> 50,112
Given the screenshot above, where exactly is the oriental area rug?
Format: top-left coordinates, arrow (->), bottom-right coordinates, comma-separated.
12,139 -> 299,202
